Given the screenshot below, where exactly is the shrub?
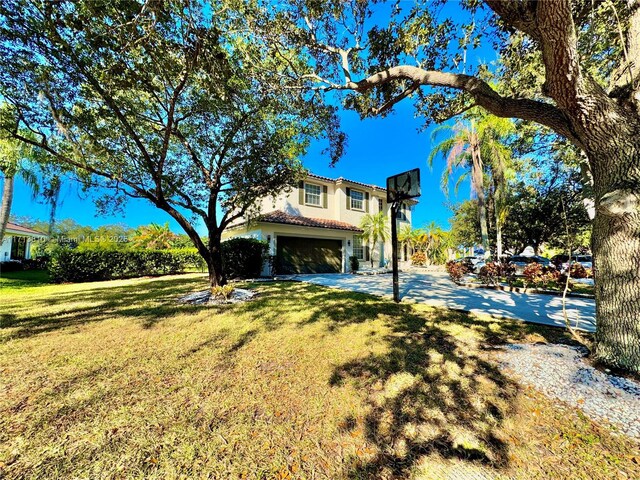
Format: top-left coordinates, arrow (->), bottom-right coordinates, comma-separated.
446,260 -> 470,283
569,262 -> 588,279
498,262 -> 516,285
522,263 -> 543,288
540,268 -> 562,288
523,263 -> 561,288
411,250 -> 427,266
221,238 -> 269,279
23,257 -> 49,270
211,285 -> 235,301
478,262 -> 501,286
349,255 -> 359,273
0,261 -> 24,272
48,249 -> 204,283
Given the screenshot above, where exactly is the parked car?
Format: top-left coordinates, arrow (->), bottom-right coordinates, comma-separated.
550,254 -> 569,269
455,256 -> 485,273
551,254 -> 593,272
508,255 -> 553,275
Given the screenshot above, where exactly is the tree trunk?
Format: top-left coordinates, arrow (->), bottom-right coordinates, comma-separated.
206,251 -> 225,287
0,174 -> 15,244
207,231 -> 226,287
471,136 -> 490,257
591,146 -> 640,373
496,222 -> 503,260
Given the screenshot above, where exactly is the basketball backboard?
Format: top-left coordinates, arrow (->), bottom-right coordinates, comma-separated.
386,168 -> 420,203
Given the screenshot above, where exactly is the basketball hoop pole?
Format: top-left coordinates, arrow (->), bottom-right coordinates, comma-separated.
391,200 -> 400,303
387,168 -> 420,303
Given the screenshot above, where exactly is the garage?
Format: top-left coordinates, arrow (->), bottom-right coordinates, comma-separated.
276,236 -> 343,274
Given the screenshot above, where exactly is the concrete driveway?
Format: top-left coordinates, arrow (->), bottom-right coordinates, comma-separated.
286,270 -> 596,332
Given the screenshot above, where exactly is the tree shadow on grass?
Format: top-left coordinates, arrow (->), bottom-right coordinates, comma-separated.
328,310 -> 515,477
309,292 -> 575,478
0,276 -> 214,340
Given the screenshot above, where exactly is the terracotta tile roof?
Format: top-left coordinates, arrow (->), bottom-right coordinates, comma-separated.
258,210 -> 363,232
5,222 -> 48,237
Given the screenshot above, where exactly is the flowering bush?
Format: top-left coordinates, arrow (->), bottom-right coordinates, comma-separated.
446,260 -> 470,283
411,251 -> 427,266
523,263 -> 561,288
499,262 -> 517,285
522,263 -> 543,288
568,262 -> 588,279
478,262 -> 501,286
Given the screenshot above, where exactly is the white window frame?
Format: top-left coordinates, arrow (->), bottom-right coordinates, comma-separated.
377,198 -> 383,212
352,235 -> 365,260
304,182 -> 322,206
350,189 -> 364,211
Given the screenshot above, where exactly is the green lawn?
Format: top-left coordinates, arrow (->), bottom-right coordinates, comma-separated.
0,275 -> 637,479
0,269 -> 51,289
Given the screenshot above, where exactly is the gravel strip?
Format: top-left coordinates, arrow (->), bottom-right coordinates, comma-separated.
498,343 -> 640,439
177,288 -> 256,305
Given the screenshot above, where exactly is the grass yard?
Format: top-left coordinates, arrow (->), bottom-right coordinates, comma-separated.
0,269 -> 50,289
1,274 -> 638,479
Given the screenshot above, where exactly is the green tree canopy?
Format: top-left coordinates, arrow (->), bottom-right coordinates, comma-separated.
0,1 -> 343,285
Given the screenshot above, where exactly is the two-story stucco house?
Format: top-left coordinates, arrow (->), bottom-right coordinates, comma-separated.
223,173 -> 416,274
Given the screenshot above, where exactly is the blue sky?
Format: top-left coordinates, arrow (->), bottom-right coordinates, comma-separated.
9,102 -> 471,235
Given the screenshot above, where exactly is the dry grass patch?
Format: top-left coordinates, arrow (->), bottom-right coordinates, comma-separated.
0,274 -> 638,479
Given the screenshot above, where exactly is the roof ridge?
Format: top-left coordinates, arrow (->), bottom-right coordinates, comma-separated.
6,221 -> 48,236
307,172 -> 386,191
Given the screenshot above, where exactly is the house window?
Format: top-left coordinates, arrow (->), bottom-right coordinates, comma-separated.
304,183 -> 321,206
350,189 -> 364,210
378,198 -> 383,212
10,236 -> 27,260
353,235 -> 365,260
398,203 -> 409,222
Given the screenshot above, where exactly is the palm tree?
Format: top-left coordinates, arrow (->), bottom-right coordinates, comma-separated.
132,222 -> 178,249
359,212 -> 390,268
429,110 -> 514,258
477,115 -> 515,259
398,224 -> 417,251
0,137 -> 39,243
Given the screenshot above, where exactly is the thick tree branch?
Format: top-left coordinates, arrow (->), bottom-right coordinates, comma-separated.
485,0 -> 541,40
627,0 -> 640,101
303,15 -> 359,83
331,65 -> 581,148
535,0 -> 581,110
370,82 -> 419,116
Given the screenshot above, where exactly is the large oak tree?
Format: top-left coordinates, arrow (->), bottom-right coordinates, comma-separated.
0,0 -> 342,286
252,0 -> 640,371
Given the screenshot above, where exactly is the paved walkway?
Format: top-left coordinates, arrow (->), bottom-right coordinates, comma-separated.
286,270 -> 596,332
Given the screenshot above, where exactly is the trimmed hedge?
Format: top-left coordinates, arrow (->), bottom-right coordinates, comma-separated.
221,238 -> 269,279
48,238 -> 268,283
0,261 -> 25,272
49,249 -> 204,283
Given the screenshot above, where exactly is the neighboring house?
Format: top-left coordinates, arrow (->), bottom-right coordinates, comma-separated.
0,222 -> 48,262
223,173 -> 416,274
